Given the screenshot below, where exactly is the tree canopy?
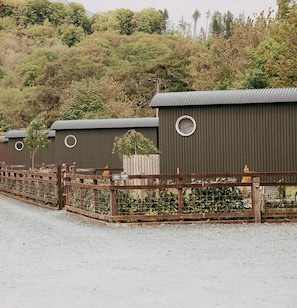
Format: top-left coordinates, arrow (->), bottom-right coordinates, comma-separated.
0,0 -> 297,131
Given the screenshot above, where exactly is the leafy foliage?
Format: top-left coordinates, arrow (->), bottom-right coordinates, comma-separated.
112,129 -> 159,160
61,79 -> 106,120
0,0 -> 297,129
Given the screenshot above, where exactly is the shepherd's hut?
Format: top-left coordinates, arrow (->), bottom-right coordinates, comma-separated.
150,88 -> 297,174
4,130 -> 56,167
50,117 -> 159,169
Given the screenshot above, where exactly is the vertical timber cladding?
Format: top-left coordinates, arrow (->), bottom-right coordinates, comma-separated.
158,103 -> 297,174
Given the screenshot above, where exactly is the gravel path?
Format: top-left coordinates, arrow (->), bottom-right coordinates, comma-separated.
1,194 -> 297,308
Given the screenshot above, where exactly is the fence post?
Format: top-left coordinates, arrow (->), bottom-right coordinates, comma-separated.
93,178 -> 98,214
177,168 -> 184,215
56,164 -> 63,210
110,179 -> 116,216
63,164 -> 70,208
71,162 -> 76,174
252,176 -> 261,223
0,168 -> 3,190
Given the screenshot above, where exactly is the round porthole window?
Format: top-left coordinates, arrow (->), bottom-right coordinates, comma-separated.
15,141 -> 24,151
64,135 -> 77,148
175,115 -> 196,137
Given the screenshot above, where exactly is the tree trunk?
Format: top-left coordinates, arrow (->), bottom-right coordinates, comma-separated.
31,152 -> 35,170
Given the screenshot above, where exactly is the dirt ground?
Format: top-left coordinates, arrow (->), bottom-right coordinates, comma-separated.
1,194 -> 297,308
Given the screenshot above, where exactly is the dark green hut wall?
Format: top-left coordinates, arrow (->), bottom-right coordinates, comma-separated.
0,142 -> 9,164
159,103 -> 297,174
54,127 -> 158,168
5,138 -> 56,166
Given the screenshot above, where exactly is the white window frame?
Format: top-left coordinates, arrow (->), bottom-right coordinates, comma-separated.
64,135 -> 77,148
175,115 -> 197,137
15,141 -> 24,151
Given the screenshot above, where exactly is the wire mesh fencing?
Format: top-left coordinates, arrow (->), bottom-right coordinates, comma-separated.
2,166 -> 296,223
64,172 -> 256,223
0,166 -> 63,209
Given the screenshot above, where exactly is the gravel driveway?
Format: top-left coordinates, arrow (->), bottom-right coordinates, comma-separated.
1,194 -> 297,308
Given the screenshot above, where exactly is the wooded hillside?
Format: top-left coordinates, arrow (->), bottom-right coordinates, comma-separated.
0,0 -> 296,130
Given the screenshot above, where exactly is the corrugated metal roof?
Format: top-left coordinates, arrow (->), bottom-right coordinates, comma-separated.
5,130 -> 26,138
5,130 -> 55,139
0,136 -> 8,143
150,88 -> 297,107
50,117 -> 159,130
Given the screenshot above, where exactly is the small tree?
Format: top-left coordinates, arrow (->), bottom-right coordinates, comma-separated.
24,112 -> 50,169
112,129 -> 159,160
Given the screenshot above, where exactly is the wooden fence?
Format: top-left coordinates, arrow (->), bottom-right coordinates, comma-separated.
0,165 -> 64,210
1,165 -> 297,224
64,169 -> 297,224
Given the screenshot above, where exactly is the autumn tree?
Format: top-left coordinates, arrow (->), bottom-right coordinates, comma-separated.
60,24 -> 85,46
243,3 -> 297,88
48,2 -> 67,27
114,9 -> 135,35
268,0 -> 297,87
135,8 -> 166,34
25,0 -> 51,25
66,2 -> 91,34
60,79 -> 107,120
0,0 -> 27,27
1,0 -> 297,130
277,0 -> 293,18
91,8 -> 167,35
